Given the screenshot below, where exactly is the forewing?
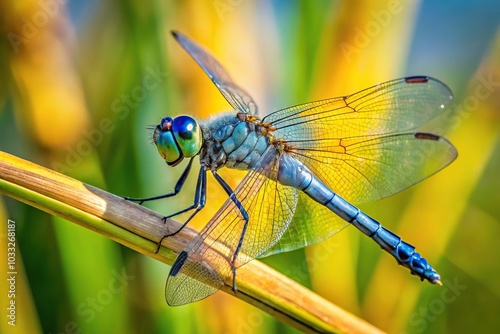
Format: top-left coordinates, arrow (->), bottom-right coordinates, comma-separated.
165,147 -> 298,305
172,31 -> 258,115
263,77 -> 453,140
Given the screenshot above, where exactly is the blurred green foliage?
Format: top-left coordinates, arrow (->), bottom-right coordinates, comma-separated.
1,1 -> 499,333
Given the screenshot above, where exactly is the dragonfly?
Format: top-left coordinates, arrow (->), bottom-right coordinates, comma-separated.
128,31 -> 457,306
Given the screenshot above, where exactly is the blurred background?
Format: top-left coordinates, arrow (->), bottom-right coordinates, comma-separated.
0,1 -> 499,333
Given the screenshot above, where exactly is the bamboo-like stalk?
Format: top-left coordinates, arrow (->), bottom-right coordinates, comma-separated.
0,151 -> 384,334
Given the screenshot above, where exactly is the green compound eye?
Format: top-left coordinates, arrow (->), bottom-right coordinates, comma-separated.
172,115 -> 202,158
155,117 -> 182,165
156,130 -> 181,164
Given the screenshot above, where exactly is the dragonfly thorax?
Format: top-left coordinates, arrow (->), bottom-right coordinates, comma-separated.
198,112 -> 272,171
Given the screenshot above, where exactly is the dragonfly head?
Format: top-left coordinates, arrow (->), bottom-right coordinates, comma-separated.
153,115 -> 202,166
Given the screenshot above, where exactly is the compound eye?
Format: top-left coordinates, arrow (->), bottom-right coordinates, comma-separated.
172,115 -> 202,157
155,130 -> 181,164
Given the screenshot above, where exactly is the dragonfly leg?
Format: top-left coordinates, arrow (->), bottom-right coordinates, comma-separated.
155,166 -> 207,254
161,164 -> 206,222
124,158 -> 195,204
212,171 -> 250,293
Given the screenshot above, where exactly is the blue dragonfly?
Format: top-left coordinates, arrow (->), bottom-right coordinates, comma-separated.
128,31 -> 457,306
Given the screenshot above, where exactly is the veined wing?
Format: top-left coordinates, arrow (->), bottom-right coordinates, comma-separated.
165,147 -> 297,306
172,31 -> 258,115
262,76 -> 457,204
262,132 -> 457,256
263,76 -> 453,139
260,77 -> 457,256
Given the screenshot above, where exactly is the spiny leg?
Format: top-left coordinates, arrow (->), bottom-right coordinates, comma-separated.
122,157 -> 208,254
124,157 -> 195,204
161,164 -> 206,222
156,166 -> 207,254
212,171 -> 250,293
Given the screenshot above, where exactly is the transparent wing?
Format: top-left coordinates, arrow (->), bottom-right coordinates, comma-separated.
165,147 -> 298,306
262,132 -> 457,256
172,31 -> 258,115
263,76 -> 457,204
261,77 -> 457,256
263,76 -> 453,139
